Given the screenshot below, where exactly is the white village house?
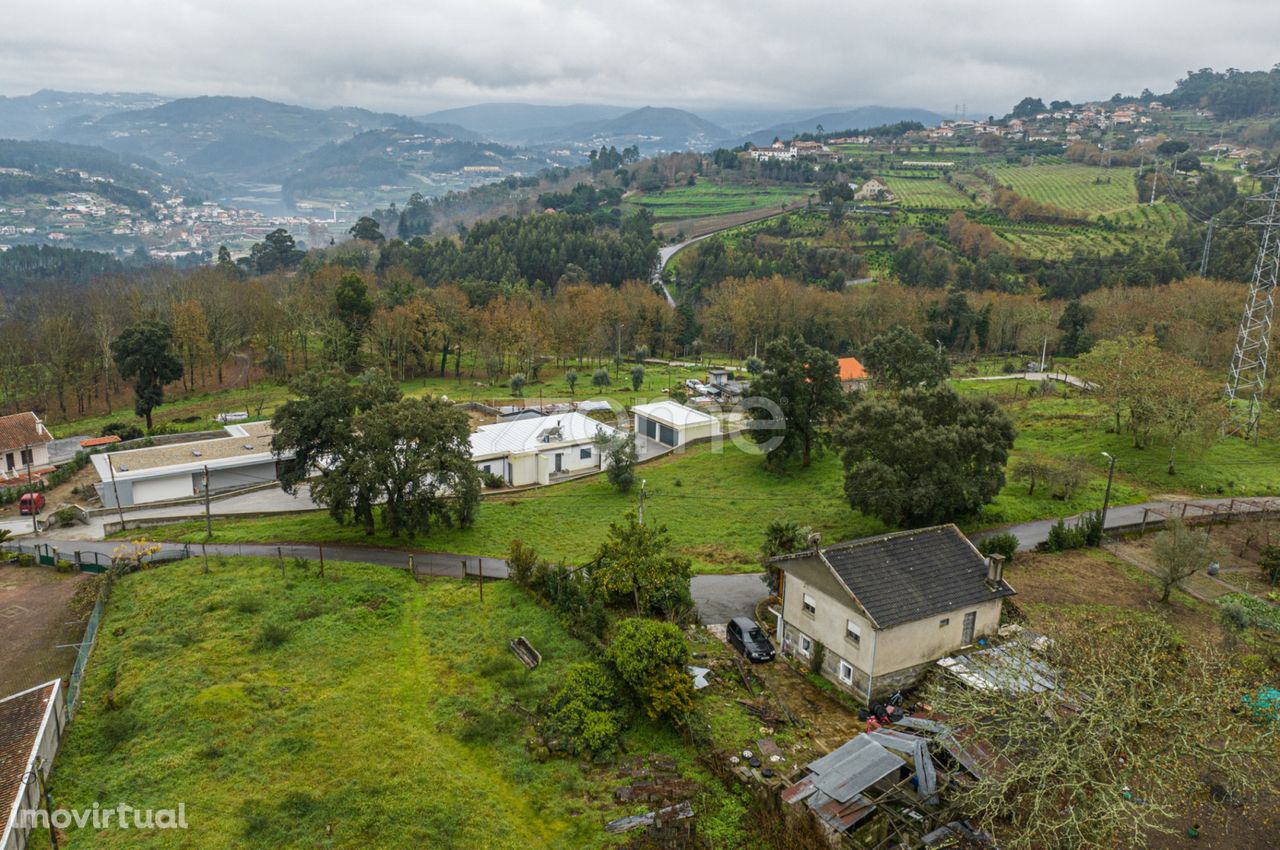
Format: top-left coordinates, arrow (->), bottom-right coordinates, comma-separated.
771,525 -> 1014,703
0,412 -> 53,483
470,411 -> 622,487
91,421 -> 288,508
631,401 -> 720,449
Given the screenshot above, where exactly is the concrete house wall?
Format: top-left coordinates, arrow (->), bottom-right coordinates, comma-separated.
778,555 -> 1004,702
2,443 -> 49,475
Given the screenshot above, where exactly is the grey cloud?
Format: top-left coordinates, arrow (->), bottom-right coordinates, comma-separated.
0,0 -> 1275,115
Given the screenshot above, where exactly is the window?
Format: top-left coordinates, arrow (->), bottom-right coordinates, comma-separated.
579,447 -> 591,459
798,634 -> 813,656
846,620 -> 861,645
838,660 -> 854,684
481,464 -> 491,473
19,448 -> 32,465
939,618 -> 950,628
802,594 -> 816,616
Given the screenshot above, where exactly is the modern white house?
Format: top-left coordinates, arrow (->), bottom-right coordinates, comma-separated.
91,421 -> 288,508
0,412 -> 53,483
471,412 -> 622,487
631,401 -> 720,449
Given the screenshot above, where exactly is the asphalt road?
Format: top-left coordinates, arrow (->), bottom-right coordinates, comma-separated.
687,495 -> 1274,624
12,492 -> 1270,625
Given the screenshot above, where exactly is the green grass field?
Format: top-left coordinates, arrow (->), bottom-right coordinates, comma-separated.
628,183 -> 808,221
48,360 -> 731,439
128,442 -> 887,572
42,558 -> 744,849
988,163 -> 1140,216
881,175 -> 976,209
134,385 -> 1185,569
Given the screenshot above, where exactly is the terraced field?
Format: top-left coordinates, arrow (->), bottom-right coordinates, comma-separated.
628,183 -> 808,220
881,174 -> 976,209
989,162 -> 1139,216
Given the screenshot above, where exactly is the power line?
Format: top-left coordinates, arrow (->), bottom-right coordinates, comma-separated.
1225,168 -> 1280,439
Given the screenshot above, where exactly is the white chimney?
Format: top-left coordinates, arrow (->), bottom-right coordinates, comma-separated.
986,554 -> 1006,587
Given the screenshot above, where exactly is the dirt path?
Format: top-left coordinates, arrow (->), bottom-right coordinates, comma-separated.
0,564 -> 96,696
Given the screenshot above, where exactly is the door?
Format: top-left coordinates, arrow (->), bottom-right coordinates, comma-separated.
4,453 -> 12,471
962,611 -> 976,645
553,453 -> 563,473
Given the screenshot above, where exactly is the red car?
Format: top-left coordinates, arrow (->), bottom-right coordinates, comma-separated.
18,492 -> 45,515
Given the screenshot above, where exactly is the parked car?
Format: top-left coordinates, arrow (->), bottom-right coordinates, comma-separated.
18,492 -> 45,515
727,616 -> 775,663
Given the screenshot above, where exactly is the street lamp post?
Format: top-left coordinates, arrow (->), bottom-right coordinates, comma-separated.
1100,451 -> 1117,541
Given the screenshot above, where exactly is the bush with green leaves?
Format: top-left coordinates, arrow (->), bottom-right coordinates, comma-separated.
591,368 -> 610,388
596,431 -> 638,493
606,618 -> 694,722
509,373 -> 527,397
978,532 -> 1019,563
542,662 -> 626,759
1040,511 -> 1103,552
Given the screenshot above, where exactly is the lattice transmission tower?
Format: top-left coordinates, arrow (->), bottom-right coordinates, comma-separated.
1225,169 -> 1280,438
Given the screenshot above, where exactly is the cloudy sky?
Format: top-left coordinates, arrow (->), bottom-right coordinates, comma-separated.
1,0 -> 1275,116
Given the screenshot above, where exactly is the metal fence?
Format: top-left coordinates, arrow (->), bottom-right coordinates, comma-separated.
65,574 -> 111,719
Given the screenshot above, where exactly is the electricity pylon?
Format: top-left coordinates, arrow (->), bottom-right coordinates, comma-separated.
1225,169 -> 1280,438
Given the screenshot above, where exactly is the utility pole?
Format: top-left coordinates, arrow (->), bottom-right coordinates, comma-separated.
107,460 -> 126,529
203,465 -> 212,538
1099,452 -> 1117,539
637,479 -> 647,525
1149,159 -> 1159,205
1226,168 -> 1280,438
1200,217 -> 1216,277
24,444 -> 36,535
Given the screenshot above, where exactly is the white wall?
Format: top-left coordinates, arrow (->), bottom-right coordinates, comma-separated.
132,473 -> 199,505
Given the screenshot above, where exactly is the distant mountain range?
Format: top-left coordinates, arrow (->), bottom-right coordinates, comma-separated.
419,103 -> 633,141
0,89 -> 169,139
742,106 -> 949,146
48,96 -> 478,180
0,90 -> 947,220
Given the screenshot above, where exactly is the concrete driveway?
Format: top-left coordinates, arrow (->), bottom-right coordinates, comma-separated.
691,573 -> 768,625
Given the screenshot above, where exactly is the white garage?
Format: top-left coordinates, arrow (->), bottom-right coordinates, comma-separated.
631,401 -> 720,449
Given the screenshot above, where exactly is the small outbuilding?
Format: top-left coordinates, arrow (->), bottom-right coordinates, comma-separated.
631,401 -> 720,449
837,357 -> 869,391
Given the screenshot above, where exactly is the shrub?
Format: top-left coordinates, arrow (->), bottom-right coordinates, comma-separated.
233,593 -> 262,614
1040,511 -> 1103,552
607,618 -> 694,722
480,470 -> 506,489
253,623 -> 291,650
809,641 -> 826,676
101,422 -> 145,441
510,373 -> 527,397
542,662 -> 625,759
508,539 -> 538,587
978,532 -> 1019,563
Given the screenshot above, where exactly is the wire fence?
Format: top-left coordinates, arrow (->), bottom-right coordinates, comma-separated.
65,573 -> 111,720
